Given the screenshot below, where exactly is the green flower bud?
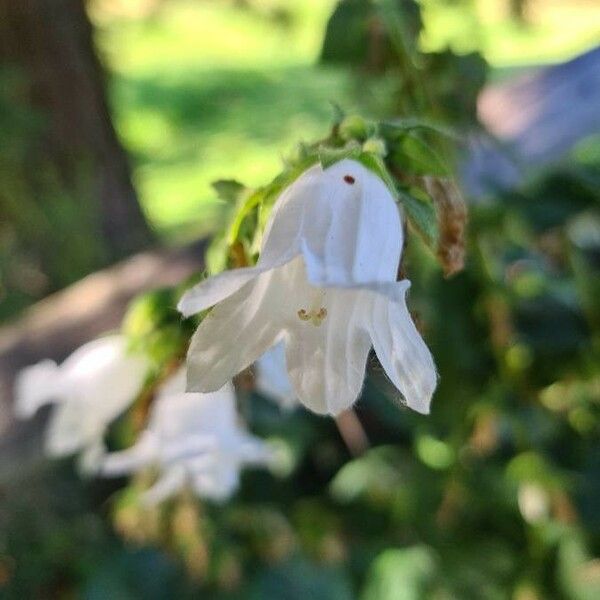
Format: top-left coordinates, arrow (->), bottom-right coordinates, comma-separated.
362,137 -> 387,157
339,114 -> 370,142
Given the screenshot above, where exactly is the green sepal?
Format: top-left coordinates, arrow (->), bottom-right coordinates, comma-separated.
318,142 -> 362,169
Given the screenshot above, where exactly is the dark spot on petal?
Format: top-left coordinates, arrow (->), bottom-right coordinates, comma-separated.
343,175 -> 355,184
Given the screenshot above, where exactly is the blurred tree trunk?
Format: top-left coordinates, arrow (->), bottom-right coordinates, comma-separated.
0,0 -> 151,262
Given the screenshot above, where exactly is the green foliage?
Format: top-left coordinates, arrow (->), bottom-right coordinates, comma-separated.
362,546 -> 438,600
122,287 -> 195,368
320,0 -> 487,123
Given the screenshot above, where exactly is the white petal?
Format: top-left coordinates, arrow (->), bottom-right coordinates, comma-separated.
13,359 -> 61,418
185,269 -> 283,393
190,456 -> 240,502
237,435 -> 274,466
60,335 -> 149,424
177,249 -> 297,318
368,292 -> 437,414
151,372 -> 237,437
45,401 -> 97,457
100,432 -> 158,476
263,159 -> 403,288
30,335 -> 149,458
160,434 -> 217,465
254,343 -> 297,409
284,288 -> 372,415
78,439 -> 107,475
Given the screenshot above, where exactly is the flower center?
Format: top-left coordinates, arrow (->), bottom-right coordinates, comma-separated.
297,289 -> 328,326
297,307 -> 327,326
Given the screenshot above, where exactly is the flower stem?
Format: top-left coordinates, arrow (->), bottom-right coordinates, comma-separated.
335,409 -> 369,456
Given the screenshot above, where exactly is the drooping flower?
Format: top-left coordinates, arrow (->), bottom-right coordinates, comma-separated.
14,335 -> 149,471
179,159 -> 437,416
254,343 -> 297,410
100,368 -> 272,504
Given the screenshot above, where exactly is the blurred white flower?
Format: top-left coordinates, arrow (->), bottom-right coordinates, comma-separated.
100,368 -> 273,504
254,343 -> 297,410
14,335 -> 149,471
179,159 -> 437,416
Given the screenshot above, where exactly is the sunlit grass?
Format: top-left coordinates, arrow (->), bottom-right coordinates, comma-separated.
95,0 -> 349,240
420,0 -> 600,68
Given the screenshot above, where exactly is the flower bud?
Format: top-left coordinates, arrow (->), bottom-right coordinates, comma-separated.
339,115 -> 371,142
362,137 -> 387,157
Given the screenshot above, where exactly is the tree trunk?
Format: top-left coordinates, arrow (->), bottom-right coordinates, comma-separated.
0,0 -> 151,289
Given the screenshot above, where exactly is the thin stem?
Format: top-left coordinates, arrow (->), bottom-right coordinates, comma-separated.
335,409 -> 369,456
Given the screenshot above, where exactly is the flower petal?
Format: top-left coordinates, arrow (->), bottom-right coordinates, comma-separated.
177,249 -> 299,318
45,401 -> 97,457
191,456 -> 240,502
14,359 -> 60,418
100,431 -> 158,476
186,268 -> 284,393
78,438 -> 107,475
368,292 -> 437,414
254,342 -> 297,409
263,159 -> 403,288
284,289 -> 372,415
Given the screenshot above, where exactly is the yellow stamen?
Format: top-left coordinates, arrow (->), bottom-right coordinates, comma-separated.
298,307 -> 328,327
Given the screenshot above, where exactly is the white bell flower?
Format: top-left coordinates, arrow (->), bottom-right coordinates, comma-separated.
254,343 -> 297,410
14,335 -> 149,471
100,368 -> 273,504
179,159 -> 437,416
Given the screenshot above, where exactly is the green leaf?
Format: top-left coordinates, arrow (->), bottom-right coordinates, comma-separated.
211,179 -> 246,204
397,186 -> 439,247
122,288 -> 180,339
361,546 -> 438,600
320,0 -> 375,67
381,118 -> 458,140
356,151 -> 397,193
329,446 -> 407,504
245,559 -> 354,600
375,0 -> 422,68
558,533 -> 600,600
391,132 -> 450,176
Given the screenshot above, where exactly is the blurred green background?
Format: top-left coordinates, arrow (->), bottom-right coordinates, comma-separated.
1,0 -> 599,598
